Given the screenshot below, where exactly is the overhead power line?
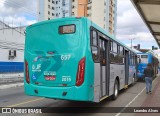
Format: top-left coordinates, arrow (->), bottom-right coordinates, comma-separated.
0,0 -> 38,17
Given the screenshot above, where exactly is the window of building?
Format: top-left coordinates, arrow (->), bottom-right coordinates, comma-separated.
63,13 -> 65,17
87,6 -> 92,10
48,11 -> 50,15
48,18 -> 50,20
48,5 -> 50,9
88,0 -> 92,3
52,13 -> 54,16
48,0 -> 50,2
87,13 -> 91,17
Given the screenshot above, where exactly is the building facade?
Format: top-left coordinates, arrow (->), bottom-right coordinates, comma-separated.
38,0 -> 72,21
0,21 -> 25,73
38,0 -> 117,36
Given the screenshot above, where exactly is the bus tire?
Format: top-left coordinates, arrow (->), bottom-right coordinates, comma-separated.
112,79 -> 119,100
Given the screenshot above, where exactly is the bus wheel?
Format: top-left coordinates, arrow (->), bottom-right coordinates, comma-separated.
112,80 -> 119,100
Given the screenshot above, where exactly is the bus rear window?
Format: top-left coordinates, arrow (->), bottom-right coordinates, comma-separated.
59,25 -> 76,34
141,55 -> 148,58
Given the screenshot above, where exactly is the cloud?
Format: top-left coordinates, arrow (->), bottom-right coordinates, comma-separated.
0,16 -> 36,27
116,0 -> 158,49
118,32 -> 154,41
0,0 -> 37,27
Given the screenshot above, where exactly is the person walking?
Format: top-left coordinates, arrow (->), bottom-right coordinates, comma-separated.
144,63 -> 154,94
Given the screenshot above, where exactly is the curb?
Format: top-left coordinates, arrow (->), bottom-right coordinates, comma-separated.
0,83 -> 24,90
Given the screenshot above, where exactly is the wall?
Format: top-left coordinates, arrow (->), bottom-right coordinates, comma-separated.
0,22 -> 25,73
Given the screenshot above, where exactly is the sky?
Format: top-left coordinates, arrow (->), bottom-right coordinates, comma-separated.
0,0 -> 37,26
0,0 -> 159,52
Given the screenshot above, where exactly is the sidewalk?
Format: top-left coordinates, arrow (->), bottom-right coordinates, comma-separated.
0,82 -> 24,89
0,73 -> 24,84
136,76 -> 160,116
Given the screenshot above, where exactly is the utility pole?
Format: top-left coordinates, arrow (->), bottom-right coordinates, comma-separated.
129,38 -> 135,49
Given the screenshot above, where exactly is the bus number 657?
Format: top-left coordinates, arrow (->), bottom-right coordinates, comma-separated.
61,55 -> 71,61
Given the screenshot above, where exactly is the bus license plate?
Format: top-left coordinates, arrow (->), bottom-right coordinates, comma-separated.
45,76 -> 56,81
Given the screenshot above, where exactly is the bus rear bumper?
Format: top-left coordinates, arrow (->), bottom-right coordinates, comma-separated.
24,83 -> 94,102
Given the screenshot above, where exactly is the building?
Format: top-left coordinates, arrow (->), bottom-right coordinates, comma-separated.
38,0 -> 117,36
0,21 -> 25,73
72,0 -> 117,35
38,0 -> 72,21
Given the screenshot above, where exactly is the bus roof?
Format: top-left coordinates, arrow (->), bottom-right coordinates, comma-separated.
27,17 -> 136,54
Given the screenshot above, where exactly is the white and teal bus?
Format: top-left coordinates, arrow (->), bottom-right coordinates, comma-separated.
24,17 -> 137,103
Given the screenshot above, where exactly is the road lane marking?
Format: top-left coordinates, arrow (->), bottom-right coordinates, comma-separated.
115,77 -> 157,116
6,98 -> 44,107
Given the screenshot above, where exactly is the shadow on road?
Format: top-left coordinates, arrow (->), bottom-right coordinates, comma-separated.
41,89 -> 129,114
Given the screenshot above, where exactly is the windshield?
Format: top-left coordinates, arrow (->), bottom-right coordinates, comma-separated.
140,55 -> 148,64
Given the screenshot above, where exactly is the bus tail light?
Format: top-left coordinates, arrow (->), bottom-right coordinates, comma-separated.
25,60 -> 30,84
76,57 -> 86,86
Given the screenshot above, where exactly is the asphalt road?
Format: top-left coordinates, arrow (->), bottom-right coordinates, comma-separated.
0,81 -> 151,116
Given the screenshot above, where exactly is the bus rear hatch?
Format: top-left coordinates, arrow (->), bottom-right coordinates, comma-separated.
25,20 -> 84,87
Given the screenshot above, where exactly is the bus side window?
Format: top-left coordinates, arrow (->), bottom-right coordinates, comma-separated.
113,42 -> 117,53
119,46 -> 123,55
91,46 -> 98,60
92,30 -> 98,46
91,29 -> 99,62
110,41 -> 113,51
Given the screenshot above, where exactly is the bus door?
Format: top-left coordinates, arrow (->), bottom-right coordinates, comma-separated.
125,50 -> 129,86
99,36 -> 109,98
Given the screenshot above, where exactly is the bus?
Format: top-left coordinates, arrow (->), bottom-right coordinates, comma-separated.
137,53 -> 159,80
24,17 -> 137,103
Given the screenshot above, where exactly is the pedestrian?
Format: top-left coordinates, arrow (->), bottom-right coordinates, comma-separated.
144,63 -> 154,94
